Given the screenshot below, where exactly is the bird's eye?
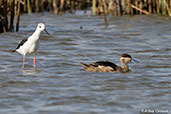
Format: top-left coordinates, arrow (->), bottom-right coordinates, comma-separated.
39,26 -> 41,28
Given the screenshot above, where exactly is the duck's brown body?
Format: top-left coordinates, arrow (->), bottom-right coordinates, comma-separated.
80,61 -> 120,73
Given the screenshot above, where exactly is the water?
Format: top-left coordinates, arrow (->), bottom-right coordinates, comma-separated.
0,12 -> 171,114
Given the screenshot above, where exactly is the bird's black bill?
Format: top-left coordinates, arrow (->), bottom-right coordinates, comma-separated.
44,29 -> 50,36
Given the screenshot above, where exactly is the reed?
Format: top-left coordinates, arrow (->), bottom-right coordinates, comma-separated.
16,0 -> 21,32
92,0 -> 96,15
9,0 -> 15,31
53,0 -> 58,14
127,0 -> 131,14
2,0 -> 171,33
27,0 -> 31,14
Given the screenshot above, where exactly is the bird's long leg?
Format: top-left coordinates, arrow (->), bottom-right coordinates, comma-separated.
33,56 -> 36,69
22,55 -> 25,69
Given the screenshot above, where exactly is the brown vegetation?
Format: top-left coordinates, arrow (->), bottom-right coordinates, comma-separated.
1,0 -> 171,33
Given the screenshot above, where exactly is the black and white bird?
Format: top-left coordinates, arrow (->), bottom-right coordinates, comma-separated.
13,23 -> 50,69
80,54 -> 138,73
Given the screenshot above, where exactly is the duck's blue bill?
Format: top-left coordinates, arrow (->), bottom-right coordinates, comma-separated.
131,59 -> 139,63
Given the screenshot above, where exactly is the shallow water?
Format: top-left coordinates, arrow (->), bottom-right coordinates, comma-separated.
0,12 -> 171,114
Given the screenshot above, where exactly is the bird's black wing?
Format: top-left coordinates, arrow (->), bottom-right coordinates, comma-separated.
16,37 -> 28,49
90,61 -> 118,70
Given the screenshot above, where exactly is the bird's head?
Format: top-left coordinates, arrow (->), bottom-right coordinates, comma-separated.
119,54 -> 139,64
120,54 -> 132,64
37,23 -> 50,35
37,23 -> 45,31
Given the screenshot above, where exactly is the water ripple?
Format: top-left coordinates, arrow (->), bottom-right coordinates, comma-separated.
0,13 -> 171,113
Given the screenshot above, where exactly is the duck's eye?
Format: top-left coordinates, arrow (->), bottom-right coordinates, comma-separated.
39,26 -> 41,28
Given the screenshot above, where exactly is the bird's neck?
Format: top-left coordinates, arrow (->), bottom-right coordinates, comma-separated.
120,61 -> 129,72
31,29 -> 41,40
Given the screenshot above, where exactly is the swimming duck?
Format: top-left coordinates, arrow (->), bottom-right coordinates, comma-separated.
80,54 -> 137,73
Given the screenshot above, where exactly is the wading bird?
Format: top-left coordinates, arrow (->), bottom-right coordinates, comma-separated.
13,23 -> 50,69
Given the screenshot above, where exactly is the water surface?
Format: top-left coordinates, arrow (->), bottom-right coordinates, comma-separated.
0,12 -> 171,114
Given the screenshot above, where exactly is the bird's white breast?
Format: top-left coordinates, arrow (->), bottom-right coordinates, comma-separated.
16,36 -> 40,55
